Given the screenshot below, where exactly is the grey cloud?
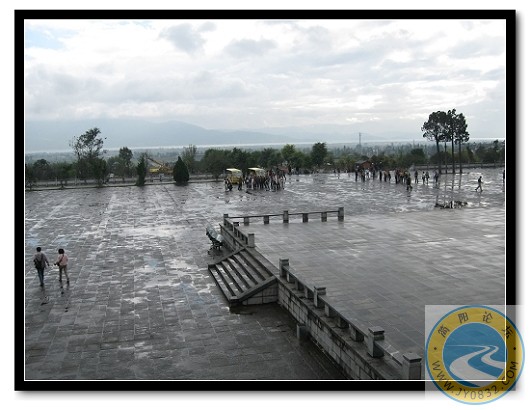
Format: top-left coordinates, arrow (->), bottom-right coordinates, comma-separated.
198,21 -> 216,32
448,37 -> 506,59
160,23 -> 207,54
224,38 -> 276,58
25,66 -> 105,114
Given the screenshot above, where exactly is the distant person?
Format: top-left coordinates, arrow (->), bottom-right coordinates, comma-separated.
33,246 -> 50,287
475,175 -> 483,192
425,171 -> 430,184
406,174 -> 412,191
414,170 -> 418,184
422,171 -> 425,184
54,248 -> 70,284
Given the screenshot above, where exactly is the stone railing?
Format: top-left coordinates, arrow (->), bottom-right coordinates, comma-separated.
227,207 -> 344,225
220,208 -> 344,251
278,258 -> 422,380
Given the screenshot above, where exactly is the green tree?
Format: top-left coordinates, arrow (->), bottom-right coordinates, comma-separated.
422,111 -> 447,175
257,148 -> 281,169
202,148 -> 231,180
451,112 -> 470,174
311,142 -> 328,169
93,158 -> 108,186
230,147 -> 250,171
107,156 -> 124,181
31,159 -> 53,181
173,156 -> 190,185
25,163 -> 36,189
281,144 -> 297,167
404,148 -> 426,167
119,147 -> 134,178
136,153 -> 148,186
70,127 -> 107,185
181,144 -> 197,174
52,162 -> 74,187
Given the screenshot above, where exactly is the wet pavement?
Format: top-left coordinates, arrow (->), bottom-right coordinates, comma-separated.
24,167 -> 506,381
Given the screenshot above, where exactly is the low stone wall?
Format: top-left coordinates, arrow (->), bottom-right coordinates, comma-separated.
217,209 -> 422,380
276,258 -> 422,380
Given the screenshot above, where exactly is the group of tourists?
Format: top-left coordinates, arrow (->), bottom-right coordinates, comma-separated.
225,169 -> 287,192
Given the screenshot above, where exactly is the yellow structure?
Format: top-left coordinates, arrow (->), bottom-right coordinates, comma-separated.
225,168 -> 242,184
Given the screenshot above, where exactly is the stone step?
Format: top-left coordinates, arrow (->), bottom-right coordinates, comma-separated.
207,249 -> 278,306
219,260 -> 248,292
231,252 -> 267,283
235,250 -> 274,281
208,264 -> 236,300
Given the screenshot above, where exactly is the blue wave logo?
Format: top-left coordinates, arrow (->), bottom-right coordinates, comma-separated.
443,322 -> 506,387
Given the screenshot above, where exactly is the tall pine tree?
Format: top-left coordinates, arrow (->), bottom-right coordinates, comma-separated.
173,156 -> 190,185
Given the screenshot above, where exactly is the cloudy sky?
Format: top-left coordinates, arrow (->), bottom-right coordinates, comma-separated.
24,16 -> 508,140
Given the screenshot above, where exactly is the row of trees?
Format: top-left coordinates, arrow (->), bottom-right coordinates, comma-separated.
26,123 -> 505,188
422,108 -> 471,174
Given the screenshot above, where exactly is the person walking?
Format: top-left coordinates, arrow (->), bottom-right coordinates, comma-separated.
33,247 -> 50,287
54,248 -> 70,284
475,175 -> 483,192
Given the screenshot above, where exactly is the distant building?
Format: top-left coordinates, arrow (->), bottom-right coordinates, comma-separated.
354,160 -> 371,170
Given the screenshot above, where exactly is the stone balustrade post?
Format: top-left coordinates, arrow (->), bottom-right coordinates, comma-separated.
338,207 -> 344,221
263,215 -> 269,224
367,326 -> 385,357
279,258 -> 289,278
325,305 -> 336,318
243,216 -> 250,226
283,210 -> 289,223
321,212 -> 327,222
336,315 -> 349,329
223,214 -> 229,226
247,233 -> 255,247
302,213 -> 308,223
304,287 -> 313,300
401,353 -> 422,380
295,279 -> 304,291
313,286 -> 326,308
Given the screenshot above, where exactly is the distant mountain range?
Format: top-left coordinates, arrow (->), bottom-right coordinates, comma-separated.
24,118 -> 419,153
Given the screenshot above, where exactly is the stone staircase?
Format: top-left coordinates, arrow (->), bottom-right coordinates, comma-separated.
207,248 -> 278,307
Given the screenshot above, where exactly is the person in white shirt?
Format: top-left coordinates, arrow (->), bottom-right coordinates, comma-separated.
54,248 -> 70,284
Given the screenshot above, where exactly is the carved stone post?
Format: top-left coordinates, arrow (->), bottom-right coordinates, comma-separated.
367,326 -> 385,357
279,258 -> 289,278
401,353 -> 422,380
313,286 -> 326,308
247,233 -> 255,247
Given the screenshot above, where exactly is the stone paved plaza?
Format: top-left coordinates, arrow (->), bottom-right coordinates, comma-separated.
23,167 -> 506,382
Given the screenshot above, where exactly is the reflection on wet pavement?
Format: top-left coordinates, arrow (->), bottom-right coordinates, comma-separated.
24,168 -> 505,381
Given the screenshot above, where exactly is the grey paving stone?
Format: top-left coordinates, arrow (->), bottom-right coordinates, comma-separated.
24,168 -> 505,381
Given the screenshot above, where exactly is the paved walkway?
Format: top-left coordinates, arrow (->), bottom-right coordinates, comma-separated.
24,184 -> 346,380
237,206 -> 505,357
24,168 -> 506,381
